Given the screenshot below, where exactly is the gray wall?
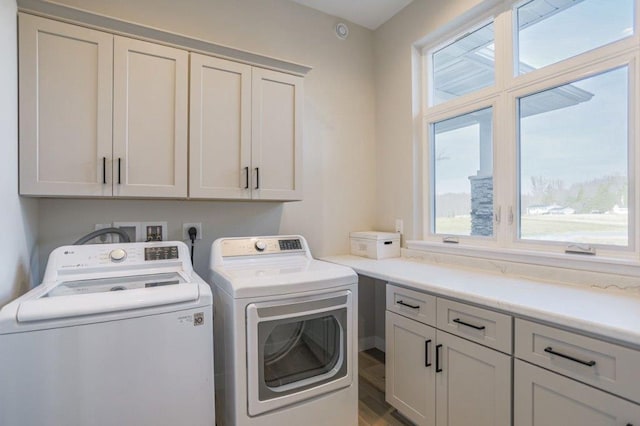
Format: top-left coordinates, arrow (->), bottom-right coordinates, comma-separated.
0,0 -> 39,306
35,0 -> 378,280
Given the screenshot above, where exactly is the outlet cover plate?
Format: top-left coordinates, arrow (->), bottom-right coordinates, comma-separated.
183,223 -> 203,240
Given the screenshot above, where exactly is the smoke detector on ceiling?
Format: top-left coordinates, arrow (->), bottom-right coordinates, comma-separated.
335,22 -> 349,40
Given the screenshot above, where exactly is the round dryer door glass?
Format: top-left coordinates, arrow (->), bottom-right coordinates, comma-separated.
259,312 -> 344,391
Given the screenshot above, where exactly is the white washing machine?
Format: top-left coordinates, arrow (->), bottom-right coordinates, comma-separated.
0,241 -> 214,426
209,235 -> 358,426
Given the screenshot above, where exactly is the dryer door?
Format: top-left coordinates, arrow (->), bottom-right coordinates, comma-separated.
246,290 -> 353,416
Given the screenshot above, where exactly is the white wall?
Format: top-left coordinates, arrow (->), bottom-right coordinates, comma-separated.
36,0 -> 377,278
0,0 -> 39,306
373,0 -> 488,238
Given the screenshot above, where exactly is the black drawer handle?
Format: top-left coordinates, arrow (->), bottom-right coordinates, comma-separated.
435,344 -> 443,373
244,166 -> 249,189
425,339 -> 432,367
384,241 -> 393,245
397,300 -> 419,309
102,157 -> 106,184
255,167 -> 260,190
117,158 -> 122,185
544,347 -> 596,367
453,318 -> 486,330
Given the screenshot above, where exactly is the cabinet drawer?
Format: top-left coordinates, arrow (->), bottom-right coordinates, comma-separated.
437,298 -> 512,354
515,359 -> 640,426
515,319 -> 640,403
386,284 -> 436,326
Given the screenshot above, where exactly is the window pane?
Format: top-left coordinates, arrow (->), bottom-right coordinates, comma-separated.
517,0 -> 634,74
518,67 -> 629,246
432,23 -> 495,105
433,107 -> 493,237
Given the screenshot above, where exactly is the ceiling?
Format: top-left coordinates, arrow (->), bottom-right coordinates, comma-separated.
290,0 -> 414,30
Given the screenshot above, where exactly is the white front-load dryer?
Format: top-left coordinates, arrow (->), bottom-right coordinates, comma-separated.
209,235 -> 358,426
0,241 -> 214,426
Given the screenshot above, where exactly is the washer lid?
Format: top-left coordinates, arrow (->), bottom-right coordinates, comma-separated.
47,272 -> 186,297
16,273 -> 199,322
211,257 -> 357,298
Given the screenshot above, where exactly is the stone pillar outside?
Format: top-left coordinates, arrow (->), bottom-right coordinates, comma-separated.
469,175 -> 493,236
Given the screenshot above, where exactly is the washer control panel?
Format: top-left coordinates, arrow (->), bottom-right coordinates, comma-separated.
220,236 -> 307,257
53,242 -> 184,271
144,246 -> 179,261
109,248 -> 127,262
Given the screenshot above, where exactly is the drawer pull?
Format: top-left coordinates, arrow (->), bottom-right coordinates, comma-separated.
425,339 -> 432,367
435,344 -> 443,373
544,347 -> 596,367
453,318 -> 486,330
397,300 -> 419,309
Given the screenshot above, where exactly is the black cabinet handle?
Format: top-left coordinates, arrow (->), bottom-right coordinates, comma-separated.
397,300 -> 419,309
102,157 -> 106,184
453,318 -> 486,330
425,339 -> 432,367
435,344 -> 443,373
255,167 -> 260,189
117,158 -> 122,185
544,347 -> 596,367
244,167 -> 249,189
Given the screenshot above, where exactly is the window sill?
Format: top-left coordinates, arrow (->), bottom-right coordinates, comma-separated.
405,240 -> 640,288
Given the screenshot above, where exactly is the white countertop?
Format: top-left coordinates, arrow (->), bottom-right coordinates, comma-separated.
323,255 -> 640,349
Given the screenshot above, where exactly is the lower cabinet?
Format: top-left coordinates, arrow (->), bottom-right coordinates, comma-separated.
386,310 -> 511,426
514,359 -> 640,426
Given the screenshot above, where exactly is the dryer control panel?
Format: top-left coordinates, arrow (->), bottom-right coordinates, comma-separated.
219,236 -> 307,257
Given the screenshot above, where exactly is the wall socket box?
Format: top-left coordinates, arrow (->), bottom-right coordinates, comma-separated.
142,221 -> 168,242
183,223 -> 203,240
113,222 -> 141,243
395,219 -> 404,234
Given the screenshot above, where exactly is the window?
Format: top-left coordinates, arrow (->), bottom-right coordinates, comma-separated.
433,107 -> 493,237
432,22 -> 495,105
518,67 -> 629,246
421,0 -> 638,260
516,0 -> 634,74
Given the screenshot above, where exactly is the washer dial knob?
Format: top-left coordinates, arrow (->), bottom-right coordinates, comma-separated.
109,248 -> 127,262
254,241 -> 267,252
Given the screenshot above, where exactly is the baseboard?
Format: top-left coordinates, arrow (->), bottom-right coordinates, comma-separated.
374,336 -> 385,352
359,336 -> 385,352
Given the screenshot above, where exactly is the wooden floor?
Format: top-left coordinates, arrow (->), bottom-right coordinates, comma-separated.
358,349 -> 413,426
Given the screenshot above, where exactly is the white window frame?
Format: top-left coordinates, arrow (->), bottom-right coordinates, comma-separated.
411,0 -> 640,270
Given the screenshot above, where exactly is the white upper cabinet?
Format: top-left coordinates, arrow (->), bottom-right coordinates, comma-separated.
19,14 -> 113,197
190,56 -> 303,200
189,54 -> 252,199
251,68 -> 303,201
113,37 -> 188,198
19,14 -> 304,200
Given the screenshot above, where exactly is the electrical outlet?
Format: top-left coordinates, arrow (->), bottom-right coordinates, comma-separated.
395,219 -> 404,234
183,223 -> 203,240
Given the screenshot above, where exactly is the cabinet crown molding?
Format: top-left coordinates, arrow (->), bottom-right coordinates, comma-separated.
17,0 -> 312,76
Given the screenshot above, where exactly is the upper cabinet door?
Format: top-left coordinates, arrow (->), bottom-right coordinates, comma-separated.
19,14 -> 113,197
113,36 -> 188,198
251,68 -> 303,201
189,54 -> 252,199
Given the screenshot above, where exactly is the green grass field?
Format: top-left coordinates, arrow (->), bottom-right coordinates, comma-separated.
436,214 -> 628,245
